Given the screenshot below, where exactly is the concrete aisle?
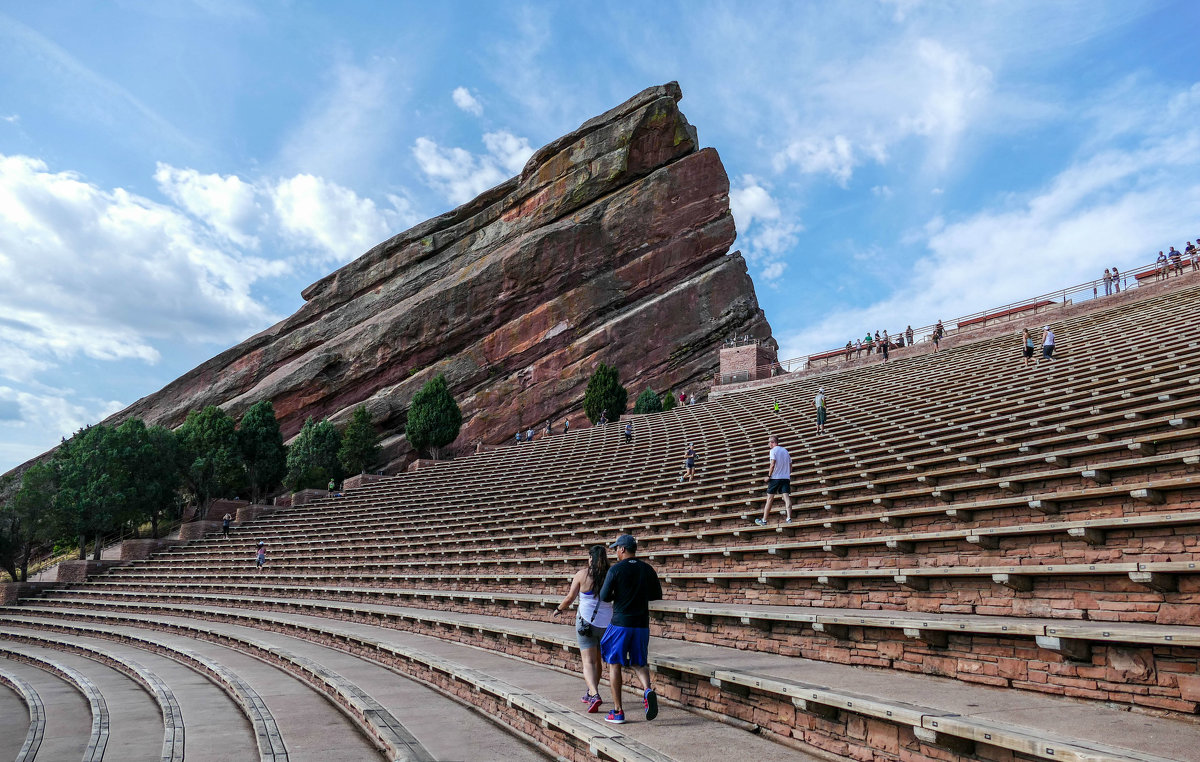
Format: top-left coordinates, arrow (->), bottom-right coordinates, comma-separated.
0,680 -> 29,761
7,642 -> 163,762
0,656 -> 90,760
144,615 -> 552,762
136,607 -> 822,762
39,630 -> 257,762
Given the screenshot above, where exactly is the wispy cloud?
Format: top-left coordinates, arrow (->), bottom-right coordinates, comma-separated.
452,86 -> 483,116
774,85 -> 1200,360
413,130 -> 533,205
276,60 -> 401,185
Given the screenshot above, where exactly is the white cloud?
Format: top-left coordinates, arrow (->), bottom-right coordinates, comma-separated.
277,61 -> 398,184
729,176 -> 802,285
452,86 -> 483,116
1,114 -> 17,124
413,130 -> 535,205
0,384 -> 123,444
154,163 -> 263,247
270,174 -> 418,264
482,131 -> 534,174
0,154 -> 288,386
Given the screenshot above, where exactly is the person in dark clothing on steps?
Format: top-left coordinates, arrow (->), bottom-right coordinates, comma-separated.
598,534 -> 662,725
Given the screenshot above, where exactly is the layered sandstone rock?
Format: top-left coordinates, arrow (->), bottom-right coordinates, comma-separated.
102,82 -> 775,469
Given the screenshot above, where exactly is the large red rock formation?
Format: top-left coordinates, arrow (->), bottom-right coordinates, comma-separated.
101,82 -> 775,468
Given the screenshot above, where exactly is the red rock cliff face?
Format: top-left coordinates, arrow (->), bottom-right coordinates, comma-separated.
103,82 -> 775,468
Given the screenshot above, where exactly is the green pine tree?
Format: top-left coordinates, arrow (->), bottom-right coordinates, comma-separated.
175,406 -> 244,515
406,375 -> 462,460
238,400 -> 287,502
583,363 -> 628,423
285,417 -> 343,491
339,405 -> 382,475
633,388 -> 662,414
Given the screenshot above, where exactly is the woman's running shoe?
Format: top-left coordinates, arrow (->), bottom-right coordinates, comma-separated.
603,709 -> 625,724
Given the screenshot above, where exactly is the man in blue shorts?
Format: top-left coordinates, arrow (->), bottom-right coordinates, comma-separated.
755,435 -> 793,525
597,534 -> 662,724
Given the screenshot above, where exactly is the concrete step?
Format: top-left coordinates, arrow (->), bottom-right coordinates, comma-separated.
6,628 -> 254,762
1,642 -> 163,762
0,656 -> 92,760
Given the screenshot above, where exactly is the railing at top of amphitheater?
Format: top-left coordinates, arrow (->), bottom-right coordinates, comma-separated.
717,258 -> 1173,386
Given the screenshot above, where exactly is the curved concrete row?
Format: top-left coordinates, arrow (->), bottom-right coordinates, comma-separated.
1,608 -> 717,762
0,629 -> 183,761
0,668 -> 45,762
0,647 -> 109,761
9,597 -> 1191,762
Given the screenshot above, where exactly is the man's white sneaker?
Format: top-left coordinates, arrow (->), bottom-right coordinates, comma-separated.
754,518 -> 768,526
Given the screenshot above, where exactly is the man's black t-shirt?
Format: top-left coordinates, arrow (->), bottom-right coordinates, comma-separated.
598,557 -> 662,628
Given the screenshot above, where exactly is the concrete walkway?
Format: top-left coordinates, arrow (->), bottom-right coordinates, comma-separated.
0,680 -> 30,761
12,605 -> 822,762
36,630 -> 256,762
0,657 -> 90,760
5,642 -> 164,761
74,595 -> 1200,761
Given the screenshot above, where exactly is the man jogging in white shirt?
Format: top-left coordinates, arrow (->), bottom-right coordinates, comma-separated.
755,435 -> 793,525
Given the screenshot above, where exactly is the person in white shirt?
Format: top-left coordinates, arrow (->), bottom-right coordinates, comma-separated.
755,435 -> 793,525
1040,325 -> 1055,363
814,388 -> 828,434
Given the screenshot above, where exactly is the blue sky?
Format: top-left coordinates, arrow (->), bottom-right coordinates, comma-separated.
1,0 -> 1198,472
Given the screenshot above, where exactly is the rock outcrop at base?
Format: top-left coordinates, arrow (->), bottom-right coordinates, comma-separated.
103,82 -> 775,468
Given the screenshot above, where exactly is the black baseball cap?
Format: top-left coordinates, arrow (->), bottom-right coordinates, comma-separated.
609,534 -> 637,551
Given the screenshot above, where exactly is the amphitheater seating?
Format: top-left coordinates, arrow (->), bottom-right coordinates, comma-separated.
6,275 -> 1200,760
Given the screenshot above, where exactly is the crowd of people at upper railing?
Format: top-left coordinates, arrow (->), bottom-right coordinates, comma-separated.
842,323 -> 924,362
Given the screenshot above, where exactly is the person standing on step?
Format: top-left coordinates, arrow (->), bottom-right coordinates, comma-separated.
906,325 -> 914,347
222,512 -> 232,538
881,330 -> 890,362
1022,328 -> 1035,367
689,392 -> 696,406
554,545 -> 613,714
545,420 -> 553,438
563,418 -> 570,434
255,541 -> 266,571
526,426 -> 535,442
1103,268 -> 1112,296
1040,325 -> 1056,363
1170,246 -> 1183,277
1188,241 -> 1199,272
814,388 -> 828,434
1157,251 -> 1169,280
598,534 -> 661,725
755,435 -> 793,526
1112,266 -> 1121,292
623,421 -> 633,444
932,320 -> 945,352
327,478 -> 335,498
684,443 -> 697,482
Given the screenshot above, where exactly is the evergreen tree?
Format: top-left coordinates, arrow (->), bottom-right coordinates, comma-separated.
55,424 -> 135,559
238,400 -> 287,502
406,375 -> 462,460
661,391 -> 677,411
285,417 -> 343,491
117,419 -> 181,538
175,406 -> 243,515
582,363 -> 628,424
0,463 -> 58,581
339,405 -> 381,475
633,388 -> 663,415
